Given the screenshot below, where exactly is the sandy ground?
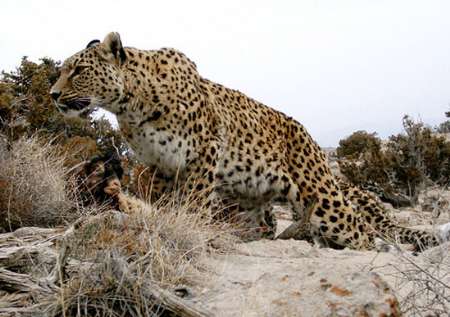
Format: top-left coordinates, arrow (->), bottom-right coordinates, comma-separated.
0,184 -> 448,316
190,189 -> 450,316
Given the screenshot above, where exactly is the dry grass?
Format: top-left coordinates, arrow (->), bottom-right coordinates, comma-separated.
58,192 -> 234,316
0,134 -> 234,316
0,136 -> 83,231
371,240 -> 450,316
389,244 -> 450,316
0,151 -> 235,316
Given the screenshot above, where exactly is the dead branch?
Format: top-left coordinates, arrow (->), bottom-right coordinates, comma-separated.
276,195 -> 318,240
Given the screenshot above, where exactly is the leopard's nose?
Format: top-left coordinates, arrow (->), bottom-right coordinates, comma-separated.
50,91 -> 61,101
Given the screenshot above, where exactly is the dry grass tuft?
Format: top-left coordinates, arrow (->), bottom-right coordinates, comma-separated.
0,135 -> 85,231
394,244 -> 450,315
373,242 -> 450,316
62,208 -> 231,315
0,173 -> 235,316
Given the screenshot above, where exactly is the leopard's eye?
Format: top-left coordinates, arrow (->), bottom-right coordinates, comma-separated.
71,65 -> 88,77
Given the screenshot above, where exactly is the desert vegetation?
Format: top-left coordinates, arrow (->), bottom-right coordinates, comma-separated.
0,57 -> 449,316
337,114 -> 450,205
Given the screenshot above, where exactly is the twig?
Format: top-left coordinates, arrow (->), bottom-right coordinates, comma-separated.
276,195 -> 318,240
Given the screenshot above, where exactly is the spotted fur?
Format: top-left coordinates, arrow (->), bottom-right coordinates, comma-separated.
52,32 -> 441,250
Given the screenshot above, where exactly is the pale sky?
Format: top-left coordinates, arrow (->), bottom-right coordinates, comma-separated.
1,0 -> 449,146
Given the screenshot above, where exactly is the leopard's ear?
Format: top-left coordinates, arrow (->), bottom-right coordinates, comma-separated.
86,39 -> 100,48
100,32 -> 127,66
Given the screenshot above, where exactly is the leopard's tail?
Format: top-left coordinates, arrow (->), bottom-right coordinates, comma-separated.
377,222 -> 441,251
340,181 -> 445,251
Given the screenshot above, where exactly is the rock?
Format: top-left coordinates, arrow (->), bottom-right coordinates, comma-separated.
195,240 -> 401,316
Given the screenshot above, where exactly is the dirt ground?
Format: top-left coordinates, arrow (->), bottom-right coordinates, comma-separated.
192,188 -> 450,316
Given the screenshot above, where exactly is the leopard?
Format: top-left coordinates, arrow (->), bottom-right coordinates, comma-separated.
51,31 -> 445,250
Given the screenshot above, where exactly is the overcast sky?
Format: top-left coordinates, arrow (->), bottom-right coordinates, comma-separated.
1,0 -> 449,146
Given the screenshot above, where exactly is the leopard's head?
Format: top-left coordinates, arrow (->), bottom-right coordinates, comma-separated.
50,32 -> 127,118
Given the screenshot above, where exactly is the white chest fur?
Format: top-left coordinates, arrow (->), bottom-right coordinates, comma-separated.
118,118 -> 195,175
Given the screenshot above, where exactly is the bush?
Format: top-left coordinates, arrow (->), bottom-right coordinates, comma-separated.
389,117 -> 450,193
338,116 -> 450,203
336,130 -> 381,159
437,120 -> 450,133
0,57 -> 129,171
0,57 -> 61,137
0,136 -> 82,231
436,110 -> 450,133
436,111 -> 450,133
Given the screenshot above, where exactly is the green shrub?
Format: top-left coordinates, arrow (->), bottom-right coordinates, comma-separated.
386,116 -> 450,196
338,116 -> 450,203
0,57 -> 128,160
336,130 -> 381,159
437,121 -> 450,133
437,110 -> 450,133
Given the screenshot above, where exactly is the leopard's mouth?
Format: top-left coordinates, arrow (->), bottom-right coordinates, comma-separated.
63,98 -> 91,110
56,97 -> 93,118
